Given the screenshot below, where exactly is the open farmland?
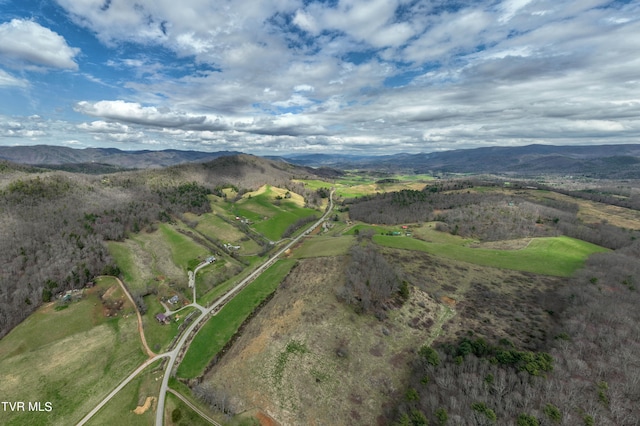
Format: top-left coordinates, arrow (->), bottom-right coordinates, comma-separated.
374,234 -> 607,276
86,359 -> 164,426
292,235 -> 353,258
234,186 -> 318,241
158,224 -> 211,271
0,277 -> 145,426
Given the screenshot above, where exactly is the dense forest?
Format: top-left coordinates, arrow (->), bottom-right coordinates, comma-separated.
0,155 -> 321,338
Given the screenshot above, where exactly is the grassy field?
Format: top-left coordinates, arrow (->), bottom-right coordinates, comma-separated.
107,241 -> 144,289
86,359 -> 164,426
197,255 -> 266,307
159,223 -> 211,270
294,173 -> 433,198
164,392 -> 213,426
374,234 -> 608,276
186,211 -> 244,241
293,235 -> 353,258
230,186 -> 318,241
107,226 -> 191,293
0,277 -> 146,426
177,259 -> 297,379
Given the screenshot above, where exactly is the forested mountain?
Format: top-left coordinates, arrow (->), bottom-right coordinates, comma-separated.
0,145 -> 242,169
283,144 -> 640,178
0,154 -> 321,338
5,143 -> 640,178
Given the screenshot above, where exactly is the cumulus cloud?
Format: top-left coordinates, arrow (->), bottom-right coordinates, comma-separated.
0,0 -> 637,153
74,100 -> 221,129
0,19 -> 79,70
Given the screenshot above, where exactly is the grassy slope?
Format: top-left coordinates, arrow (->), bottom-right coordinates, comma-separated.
0,277 -> 146,426
159,223 -> 211,270
293,235 -> 353,258
240,188 -> 317,241
201,256 -> 446,426
86,359 -> 163,426
177,259 -> 297,379
374,234 -> 608,276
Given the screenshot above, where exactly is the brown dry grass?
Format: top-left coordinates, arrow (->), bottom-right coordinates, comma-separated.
202,256 -> 444,425
522,189 -> 640,230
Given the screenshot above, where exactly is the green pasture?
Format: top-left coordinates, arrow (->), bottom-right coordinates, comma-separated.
374,235 -> 608,277
233,187 -> 318,241
197,256 -> 266,307
86,359 -> 164,426
159,223 -> 210,270
177,259 -> 297,379
165,392 -> 213,426
343,224 -> 392,235
0,277 -> 146,426
336,174 -> 377,186
293,235 -> 353,258
186,211 -> 245,242
294,179 -> 333,190
194,258 -> 244,296
253,207 -> 318,241
107,241 -> 150,292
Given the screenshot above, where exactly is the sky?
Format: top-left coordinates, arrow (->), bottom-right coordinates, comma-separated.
0,0 -> 639,155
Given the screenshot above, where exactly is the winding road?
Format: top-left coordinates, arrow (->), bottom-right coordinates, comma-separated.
76,191 -> 333,426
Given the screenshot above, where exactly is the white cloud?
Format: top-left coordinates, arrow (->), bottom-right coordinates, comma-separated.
74,100 -> 215,129
294,84 -> 314,93
0,19 -> 79,70
0,69 -> 28,87
499,0 -> 534,23
0,0 -> 635,154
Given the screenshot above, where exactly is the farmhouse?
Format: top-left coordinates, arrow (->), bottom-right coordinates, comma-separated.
155,313 -> 170,325
168,295 -> 180,305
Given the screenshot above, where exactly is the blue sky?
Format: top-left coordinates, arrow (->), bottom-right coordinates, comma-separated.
0,0 -> 639,154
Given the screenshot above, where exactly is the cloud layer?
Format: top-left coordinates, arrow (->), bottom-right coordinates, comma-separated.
0,0 -> 639,153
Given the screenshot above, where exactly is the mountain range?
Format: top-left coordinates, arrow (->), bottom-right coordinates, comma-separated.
3,143 -> 640,178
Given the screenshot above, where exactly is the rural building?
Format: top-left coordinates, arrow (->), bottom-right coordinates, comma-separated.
155,313 -> 170,325
168,295 -> 180,305
205,256 -> 216,263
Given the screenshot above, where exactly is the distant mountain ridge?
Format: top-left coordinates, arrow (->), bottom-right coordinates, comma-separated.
3,143 -> 640,177
0,145 -> 242,169
281,144 -> 640,178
